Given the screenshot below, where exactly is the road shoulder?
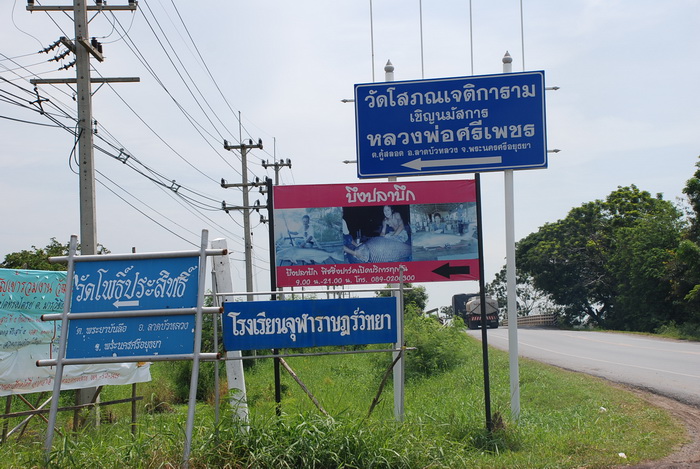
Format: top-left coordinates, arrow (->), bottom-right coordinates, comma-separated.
614,384 -> 700,468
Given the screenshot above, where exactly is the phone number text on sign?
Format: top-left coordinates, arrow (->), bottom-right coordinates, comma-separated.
283,263 -> 417,287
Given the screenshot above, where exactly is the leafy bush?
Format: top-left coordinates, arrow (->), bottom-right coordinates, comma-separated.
402,305 -> 470,379
656,321 -> 700,340
172,360 -> 224,403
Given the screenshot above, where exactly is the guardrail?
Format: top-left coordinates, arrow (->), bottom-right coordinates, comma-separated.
502,314 -> 558,327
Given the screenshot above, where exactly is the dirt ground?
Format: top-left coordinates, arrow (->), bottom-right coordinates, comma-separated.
617,385 -> 700,468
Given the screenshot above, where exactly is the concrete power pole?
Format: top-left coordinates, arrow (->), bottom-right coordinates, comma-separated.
29,0 -> 139,255
261,159 -> 291,186
28,0 -> 139,412
223,139 -> 263,300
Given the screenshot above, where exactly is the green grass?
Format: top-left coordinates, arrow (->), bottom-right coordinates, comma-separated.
0,335 -> 686,468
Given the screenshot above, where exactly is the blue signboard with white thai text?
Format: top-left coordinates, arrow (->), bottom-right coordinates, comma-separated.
66,256 -> 199,358
355,71 -> 547,178
222,297 -> 397,351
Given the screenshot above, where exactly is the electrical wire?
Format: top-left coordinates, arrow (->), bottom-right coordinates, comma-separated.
96,20 -> 243,179
96,170 -> 200,247
166,0 -> 243,134
139,5 -> 226,144
11,0 -> 45,49
157,1 -> 291,183
3,3 -> 280,283
0,114 -> 59,126
0,77 -> 244,247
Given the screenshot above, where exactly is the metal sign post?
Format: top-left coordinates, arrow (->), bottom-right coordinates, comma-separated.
474,174 -> 493,432
182,230 -> 210,467
502,54 -> 522,421
43,236 -> 78,456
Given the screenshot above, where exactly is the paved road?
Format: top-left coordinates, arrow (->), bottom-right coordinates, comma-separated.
466,328 -> 700,406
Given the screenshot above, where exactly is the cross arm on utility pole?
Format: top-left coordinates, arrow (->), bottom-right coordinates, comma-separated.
27,1 -> 138,12
59,36 -> 75,54
261,159 -> 291,170
224,138 -> 263,152
30,77 -> 140,85
77,37 -> 104,62
220,177 -> 266,189
221,202 -> 268,213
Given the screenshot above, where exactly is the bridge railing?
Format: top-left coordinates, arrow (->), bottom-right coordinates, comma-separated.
501,314 -> 558,327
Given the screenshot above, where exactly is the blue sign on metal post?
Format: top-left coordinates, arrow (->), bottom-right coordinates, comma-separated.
66,256 -> 200,358
222,297 -> 397,351
354,71 -> 547,178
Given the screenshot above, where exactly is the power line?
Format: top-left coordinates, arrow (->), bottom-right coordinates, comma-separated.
3,2 -> 281,274
1,77 -> 236,219
0,114 -> 59,126
100,19 -> 243,179
96,169 -> 200,247
166,0 -> 243,134
139,1 -> 230,143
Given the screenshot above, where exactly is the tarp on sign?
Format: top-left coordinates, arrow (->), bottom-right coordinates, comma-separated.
0,268 -> 150,396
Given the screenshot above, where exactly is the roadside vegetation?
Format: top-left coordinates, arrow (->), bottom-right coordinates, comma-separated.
486,158 -> 700,339
3,159 -> 700,468
655,322 -> 700,341
1,309 -> 685,468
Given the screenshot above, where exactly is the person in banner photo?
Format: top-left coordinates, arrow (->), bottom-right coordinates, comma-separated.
452,203 -> 468,235
410,202 -> 478,262
275,208 -> 344,266
342,218 -> 363,263
342,205 -> 412,264
295,214 -> 317,248
430,213 -> 446,233
380,205 -> 409,242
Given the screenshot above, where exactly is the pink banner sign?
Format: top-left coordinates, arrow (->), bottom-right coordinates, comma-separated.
273,179 -> 479,287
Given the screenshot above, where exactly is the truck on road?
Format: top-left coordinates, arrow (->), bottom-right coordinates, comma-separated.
452,293 -> 500,329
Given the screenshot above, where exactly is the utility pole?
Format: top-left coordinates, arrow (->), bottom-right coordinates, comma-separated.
261,158 -> 291,186
223,139 -> 263,300
28,0 -> 139,256
28,0 -> 139,414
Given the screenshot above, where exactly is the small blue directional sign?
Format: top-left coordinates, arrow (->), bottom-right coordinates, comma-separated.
222,297 -> 397,351
354,71 -> 547,178
66,256 -> 200,358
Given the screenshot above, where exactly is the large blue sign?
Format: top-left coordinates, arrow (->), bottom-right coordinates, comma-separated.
66,256 -> 200,358
222,297 -> 397,351
354,71 -> 547,178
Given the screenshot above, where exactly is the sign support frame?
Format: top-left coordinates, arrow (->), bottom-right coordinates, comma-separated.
43,235 -> 78,455
475,173 -> 493,432
41,230 -> 225,468
182,229 -> 210,467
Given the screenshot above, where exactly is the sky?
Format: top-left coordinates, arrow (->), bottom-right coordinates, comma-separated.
1,0 -> 699,312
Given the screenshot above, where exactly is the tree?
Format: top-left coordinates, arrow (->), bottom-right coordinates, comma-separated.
1,238 -> 110,271
608,202 -> 682,331
668,158 -> 700,325
1,238 -> 69,271
486,267 -> 565,320
517,185 -> 682,329
516,201 -> 613,326
377,283 -> 427,312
